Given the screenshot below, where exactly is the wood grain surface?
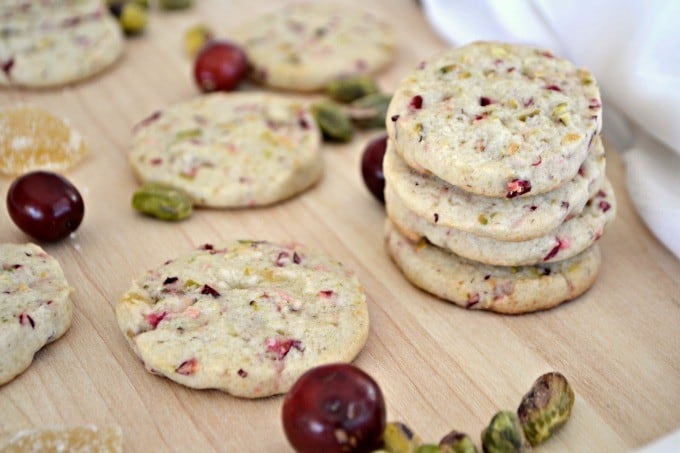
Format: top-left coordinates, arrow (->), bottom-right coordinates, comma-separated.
1,1 -> 678,451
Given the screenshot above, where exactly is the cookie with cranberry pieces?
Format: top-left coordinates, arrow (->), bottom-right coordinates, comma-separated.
115,240 -> 369,398
231,2 -> 395,91
0,0 -> 123,87
383,137 -> 606,242
0,243 -> 73,385
386,41 -> 602,197
387,178 -> 615,266
384,221 -> 601,314
129,92 -> 323,208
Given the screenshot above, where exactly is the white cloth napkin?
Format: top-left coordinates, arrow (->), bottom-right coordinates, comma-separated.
420,0 -> 680,260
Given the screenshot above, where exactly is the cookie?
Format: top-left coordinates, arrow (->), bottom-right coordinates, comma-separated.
129,92 -> 323,208
115,240 -> 369,398
386,41 -> 602,197
384,137 -> 605,241
0,243 -> 73,385
385,221 -> 601,314
0,0 -> 103,36
0,2 -> 123,88
387,178 -> 616,266
231,2 -> 395,91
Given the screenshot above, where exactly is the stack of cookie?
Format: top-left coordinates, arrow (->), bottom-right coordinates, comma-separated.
383,42 -> 616,314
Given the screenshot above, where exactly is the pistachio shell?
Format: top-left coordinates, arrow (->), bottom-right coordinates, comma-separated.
481,411 -> 529,453
118,3 -> 147,35
439,430 -> 479,453
184,24 -> 214,57
382,422 -> 422,453
517,372 -> 575,446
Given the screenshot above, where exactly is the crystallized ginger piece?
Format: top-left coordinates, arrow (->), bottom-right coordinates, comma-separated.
0,106 -> 88,176
1,425 -> 122,453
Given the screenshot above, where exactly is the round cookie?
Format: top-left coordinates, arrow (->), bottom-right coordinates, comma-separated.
0,2 -> 124,88
129,92 -> 323,208
384,137 -> 605,242
0,0 -> 104,36
0,243 -> 73,386
231,2 -> 395,91
115,240 -> 369,398
387,178 -> 616,266
385,221 -> 601,314
387,41 -> 602,197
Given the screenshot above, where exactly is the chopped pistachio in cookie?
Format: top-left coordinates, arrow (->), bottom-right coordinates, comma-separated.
386,41 -> 602,197
383,137 -> 605,242
387,178 -> 616,266
115,240 -> 369,398
231,2 -> 395,91
0,1 -> 123,87
0,243 -> 73,386
129,92 -> 323,208
385,221 -> 601,314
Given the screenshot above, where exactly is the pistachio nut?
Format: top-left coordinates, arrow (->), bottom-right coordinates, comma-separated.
347,92 -> 392,129
517,372 -> 575,446
311,101 -> 353,142
439,430 -> 479,453
184,24 -> 214,57
481,411 -> 529,453
326,75 -> 379,103
132,182 -> 193,221
116,2 -> 148,35
382,421 -> 422,453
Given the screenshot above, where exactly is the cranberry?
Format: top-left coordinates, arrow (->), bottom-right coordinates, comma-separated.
7,171 -> 84,242
193,41 -> 249,93
282,363 -> 386,453
361,135 -> 387,203
506,178 -> 532,198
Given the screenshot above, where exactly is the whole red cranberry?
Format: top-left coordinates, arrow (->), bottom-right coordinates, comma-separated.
7,171 -> 84,242
361,135 -> 388,203
193,40 -> 249,92
282,363 -> 386,453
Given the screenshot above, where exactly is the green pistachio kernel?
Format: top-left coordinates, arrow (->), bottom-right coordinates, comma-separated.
478,214 -> 488,225
439,430 -> 479,453
174,128 -> 202,141
117,2 -> 148,35
382,421 -> 422,453
184,279 -> 200,289
347,92 -> 392,129
481,411 -> 529,453
326,75 -> 379,103
518,109 -> 540,122
159,0 -> 194,10
132,182 -> 193,221
517,372 -> 575,446
311,101 -> 353,142
439,64 -> 458,74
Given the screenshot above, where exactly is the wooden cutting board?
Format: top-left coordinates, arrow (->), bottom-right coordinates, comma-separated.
1,1 -> 678,451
